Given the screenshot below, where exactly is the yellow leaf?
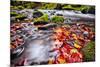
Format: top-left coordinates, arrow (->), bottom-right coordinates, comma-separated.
74,43 -> 81,49
48,58 -> 53,64
72,34 -> 77,40
70,49 -> 78,53
58,56 -> 66,64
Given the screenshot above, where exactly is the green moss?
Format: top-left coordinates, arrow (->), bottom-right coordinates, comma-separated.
62,5 -> 74,10
81,6 -> 95,14
34,14 -> 48,22
11,1 -> 95,13
51,16 -> 64,23
62,5 -> 92,11
82,41 -> 95,62
24,2 -> 36,9
15,14 -> 26,20
10,6 -> 24,10
33,11 -> 49,22
11,11 -> 18,17
41,3 -> 57,9
17,6 -> 24,10
11,6 -> 19,10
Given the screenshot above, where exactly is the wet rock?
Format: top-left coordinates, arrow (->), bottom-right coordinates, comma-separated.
11,11 -> 18,17
11,47 -> 24,60
34,21 -> 48,25
56,14 -> 63,16
11,17 -> 16,22
50,11 -> 56,15
16,14 -> 27,21
64,18 -> 72,23
38,23 -> 57,30
88,8 -> 95,14
38,27 -> 48,30
81,9 -> 88,14
81,7 -> 95,14
33,11 -> 43,18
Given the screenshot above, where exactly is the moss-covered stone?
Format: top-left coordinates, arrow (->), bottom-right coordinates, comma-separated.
82,41 -> 95,62
62,5 -> 75,10
11,1 -> 95,14
11,11 -> 18,17
81,6 -> 95,14
11,6 -> 19,10
10,6 -> 24,10
41,3 -> 57,10
51,16 -> 64,23
24,2 -> 41,9
33,11 -> 49,22
62,5 -> 91,12
15,14 -> 27,21
17,6 -> 24,10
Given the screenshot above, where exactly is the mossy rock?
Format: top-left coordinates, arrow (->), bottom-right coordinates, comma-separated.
33,11 -> 49,22
41,3 -> 57,9
11,1 -> 95,13
11,11 -> 18,17
51,16 -> 64,23
24,2 -> 37,9
10,6 -> 19,10
62,5 -> 93,12
10,6 -> 24,10
62,5 -> 74,10
15,14 -> 27,21
62,5 -> 76,10
17,6 -> 24,10
82,41 -> 95,62
76,6 -> 95,14
62,4 -> 81,10
88,6 -> 95,14
81,6 -> 90,14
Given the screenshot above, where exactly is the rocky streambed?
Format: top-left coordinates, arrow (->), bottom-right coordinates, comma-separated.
11,9 -> 95,23
11,22 -> 57,65
11,9 -> 95,66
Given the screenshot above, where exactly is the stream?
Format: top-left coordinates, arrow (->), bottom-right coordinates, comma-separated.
11,9 -> 95,66
11,9 -> 95,22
